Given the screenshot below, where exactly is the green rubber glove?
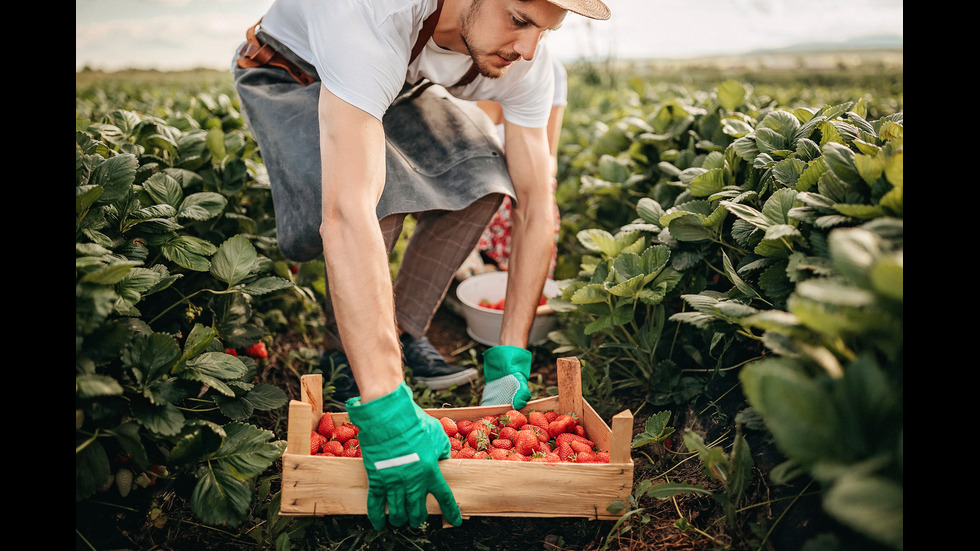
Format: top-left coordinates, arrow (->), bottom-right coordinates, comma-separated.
346,382 -> 461,529
480,345 -> 532,409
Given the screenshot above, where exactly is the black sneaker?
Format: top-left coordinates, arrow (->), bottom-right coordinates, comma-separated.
400,333 -> 478,390
319,349 -> 359,402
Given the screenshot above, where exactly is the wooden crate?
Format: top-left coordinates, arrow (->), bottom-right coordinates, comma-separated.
280,357 -> 634,520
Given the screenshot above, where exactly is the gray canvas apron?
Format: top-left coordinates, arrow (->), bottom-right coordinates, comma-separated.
232,31 -> 514,262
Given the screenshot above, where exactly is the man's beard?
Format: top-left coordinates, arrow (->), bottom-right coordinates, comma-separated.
459,0 -> 519,79
461,35 -> 519,79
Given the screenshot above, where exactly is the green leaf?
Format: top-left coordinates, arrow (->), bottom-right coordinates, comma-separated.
740,358 -> 843,465
884,150 -> 903,189
717,80 -> 746,111
644,481 -> 714,500
76,374 -> 124,399
577,228 -> 642,257
191,467 -> 253,527
125,332 -> 182,384
689,168 -> 726,197
180,192 -> 228,221
823,474 -> 903,549
90,154 -> 138,203
772,158 -> 807,188
116,266 -> 164,306
870,252 -> 903,302
130,398 -> 186,437
242,276 -> 294,296
212,422 -> 286,477
182,324 -> 219,361
190,423 -> 287,526
206,127 -> 228,160
76,439 -> 111,501
571,283 -> 609,304
722,251 -> 762,300
112,421 -> 150,468
636,197 -> 664,225
80,260 -> 141,286
169,420 -> 226,465
162,235 -> 217,272
182,352 -> 250,397
822,142 -> 861,184
143,172 -> 184,208
211,235 -> 258,286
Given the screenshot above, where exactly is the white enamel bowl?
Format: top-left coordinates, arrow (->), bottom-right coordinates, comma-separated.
455,271 -> 559,346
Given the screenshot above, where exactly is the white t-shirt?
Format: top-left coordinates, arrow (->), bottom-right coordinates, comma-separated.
260,0 -> 555,128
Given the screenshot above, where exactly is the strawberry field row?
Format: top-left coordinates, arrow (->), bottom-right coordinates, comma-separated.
76,62 -> 902,551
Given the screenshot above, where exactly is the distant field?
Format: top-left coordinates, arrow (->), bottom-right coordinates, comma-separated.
75,48 -> 902,87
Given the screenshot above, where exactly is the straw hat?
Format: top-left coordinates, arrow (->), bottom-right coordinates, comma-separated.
547,0 -> 611,20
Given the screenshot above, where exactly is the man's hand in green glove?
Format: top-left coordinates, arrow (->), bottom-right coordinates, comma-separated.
480,345 -> 532,409
346,382 -> 462,529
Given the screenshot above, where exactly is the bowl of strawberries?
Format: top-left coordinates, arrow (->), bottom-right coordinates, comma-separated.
455,271 -> 559,346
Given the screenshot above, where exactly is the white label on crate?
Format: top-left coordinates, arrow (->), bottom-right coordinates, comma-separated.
374,453 -> 420,470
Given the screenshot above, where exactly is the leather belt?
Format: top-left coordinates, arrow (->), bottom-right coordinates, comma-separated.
236,20 -> 316,86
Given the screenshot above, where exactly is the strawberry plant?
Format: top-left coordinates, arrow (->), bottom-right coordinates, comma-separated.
553,76 -> 902,549
76,96 -> 297,531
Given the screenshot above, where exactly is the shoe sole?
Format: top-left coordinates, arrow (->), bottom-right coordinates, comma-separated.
413,367 -> 480,390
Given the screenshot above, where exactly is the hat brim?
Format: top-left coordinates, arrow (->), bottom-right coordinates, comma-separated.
547,0 -> 611,20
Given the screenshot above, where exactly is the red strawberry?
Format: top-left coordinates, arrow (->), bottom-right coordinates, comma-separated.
476,415 -> 500,438
224,348 -> 238,357
504,450 -> 526,461
489,447 -> 510,461
513,430 -> 539,456
439,417 -> 458,437
544,411 -> 558,422
499,409 -> 527,429
317,413 -> 336,439
473,450 -> 490,460
524,424 -> 549,443
455,447 -> 477,459
456,419 -> 474,436
323,440 -> 344,456
575,450 -> 598,463
310,431 -> 326,454
595,451 -> 611,463
530,452 -> 560,463
574,424 -> 586,438
450,436 -> 464,451
556,433 -> 594,449
528,411 -> 549,430
333,423 -> 358,444
498,426 -> 517,441
342,446 -> 360,458
548,414 -> 577,438
491,438 -> 514,450
569,440 -> 592,454
467,428 -> 490,451
556,442 -> 575,462
244,342 -> 268,359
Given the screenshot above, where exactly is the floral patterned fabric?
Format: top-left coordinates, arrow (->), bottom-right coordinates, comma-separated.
477,187 -> 560,277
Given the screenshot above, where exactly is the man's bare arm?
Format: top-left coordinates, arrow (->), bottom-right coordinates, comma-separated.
498,121 -> 555,347
317,85 -> 403,403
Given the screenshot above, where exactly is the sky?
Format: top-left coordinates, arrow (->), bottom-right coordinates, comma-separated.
75,0 -> 903,72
